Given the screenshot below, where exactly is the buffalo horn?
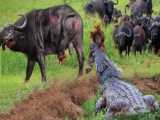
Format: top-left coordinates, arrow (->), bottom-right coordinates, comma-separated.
14,15 -> 27,30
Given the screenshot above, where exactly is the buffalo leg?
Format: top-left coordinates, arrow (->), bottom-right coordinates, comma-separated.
133,47 -> 136,56
119,49 -> 123,57
134,50 -> 137,56
154,47 -> 159,54
25,58 -> 35,82
139,49 -> 142,54
125,49 -> 128,56
37,53 -> 46,82
126,46 -> 130,56
128,46 -> 130,56
73,40 -> 84,76
95,97 -> 106,114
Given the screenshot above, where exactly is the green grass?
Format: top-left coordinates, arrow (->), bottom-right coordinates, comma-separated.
0,0 -> 160,119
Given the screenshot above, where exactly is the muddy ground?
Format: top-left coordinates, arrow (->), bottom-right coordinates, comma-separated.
0,75 -> 159,120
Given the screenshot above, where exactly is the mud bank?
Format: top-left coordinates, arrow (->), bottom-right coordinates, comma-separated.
0,75 -> 159,120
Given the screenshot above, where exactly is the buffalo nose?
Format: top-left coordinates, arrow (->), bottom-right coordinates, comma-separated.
4,32 -> 13,40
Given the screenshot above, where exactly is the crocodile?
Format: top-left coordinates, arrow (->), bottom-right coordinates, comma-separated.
88,26 -> 159,119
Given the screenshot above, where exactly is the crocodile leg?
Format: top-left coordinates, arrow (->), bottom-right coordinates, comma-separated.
143,95 -> 159,112
95,97 -> 106,114
105,99 -> 132,119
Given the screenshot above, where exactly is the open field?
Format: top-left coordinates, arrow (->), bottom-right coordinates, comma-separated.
0,0 -> 160,119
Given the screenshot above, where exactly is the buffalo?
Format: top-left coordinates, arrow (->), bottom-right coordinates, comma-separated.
132,25 -> 146,54
130,16 -> 152,40
114,21 -> 133,56
145,0 -> 153,17
0,5 -> 84,82
150,18 -> 160,54
84,0 -> 119,24
136,16 -> 152,45
125,0 -> 153,18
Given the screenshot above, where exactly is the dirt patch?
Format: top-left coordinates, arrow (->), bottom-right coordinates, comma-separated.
66,76 -> 99,105
132,75 -> 160,94
0,76 -> 99,120
0,75 -> 159,120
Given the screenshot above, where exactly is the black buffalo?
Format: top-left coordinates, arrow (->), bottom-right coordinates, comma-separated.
84,0 -> 119,24
125,0 -> 153,18
114,21 -> 133,56
136,16 -> 152,45
132,25 -> 146,54
0,5 -> 84,82
145,0 -> 152,17
150,17 -> 160,54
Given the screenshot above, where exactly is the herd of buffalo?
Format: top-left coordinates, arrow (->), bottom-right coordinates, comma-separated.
0,0 -> 159,82
85,0 -> 159,56
112,0 -> 159,56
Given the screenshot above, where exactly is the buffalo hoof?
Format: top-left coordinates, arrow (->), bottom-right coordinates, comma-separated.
41,78 -> 47,82
23,80 -> 29,84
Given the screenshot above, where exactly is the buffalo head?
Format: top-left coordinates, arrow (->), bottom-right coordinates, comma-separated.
84,2 -> 96,15
116,32 -> 128,47
115,30 -> 132,39
115,29 -> 132,52
84,0 -> 119,24
0,15 -> 27,50
0,25 -> 15,50
136,16 -> 152,27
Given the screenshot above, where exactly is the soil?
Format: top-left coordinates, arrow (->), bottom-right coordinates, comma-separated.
133,75 -> 160,94
0,75 -> 159,120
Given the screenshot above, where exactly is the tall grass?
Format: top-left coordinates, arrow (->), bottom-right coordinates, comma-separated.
0,0 -> 160,118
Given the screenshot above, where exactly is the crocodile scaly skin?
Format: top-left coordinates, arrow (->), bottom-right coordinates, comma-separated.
91,43 -> 159,119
